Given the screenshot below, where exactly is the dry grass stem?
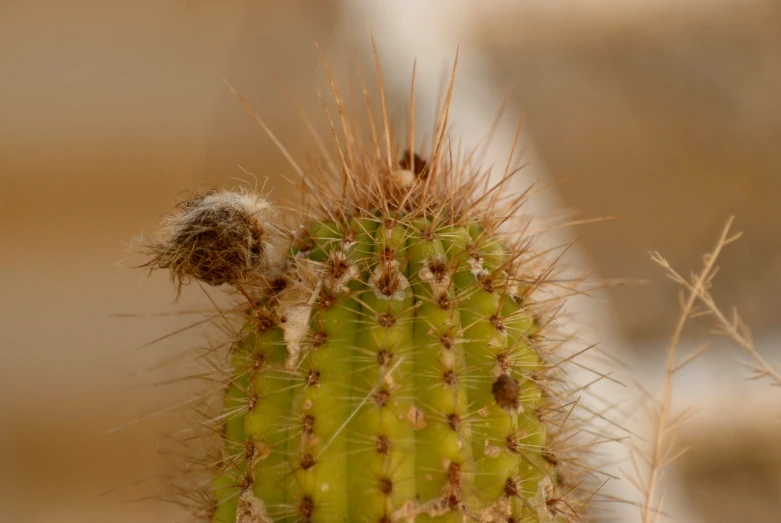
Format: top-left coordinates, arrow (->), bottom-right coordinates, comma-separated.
652,221 -> 781,388
635,217 -> 739,523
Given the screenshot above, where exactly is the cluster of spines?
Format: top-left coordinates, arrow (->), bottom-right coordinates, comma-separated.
143,45 -> 607,523
199,206 -> 575,523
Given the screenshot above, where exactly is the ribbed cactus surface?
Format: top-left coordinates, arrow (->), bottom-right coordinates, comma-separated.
143,56 -> 595,523
209,215 -> 552,523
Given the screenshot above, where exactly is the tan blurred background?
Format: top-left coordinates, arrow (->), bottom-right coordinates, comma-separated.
1,1 -> 779,522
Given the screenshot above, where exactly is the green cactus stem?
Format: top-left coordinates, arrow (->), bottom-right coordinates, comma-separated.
142,53 -> 599,523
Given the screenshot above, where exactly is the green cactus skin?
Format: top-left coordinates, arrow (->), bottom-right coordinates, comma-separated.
143,55 -> 598,523
192,209 -> 571,523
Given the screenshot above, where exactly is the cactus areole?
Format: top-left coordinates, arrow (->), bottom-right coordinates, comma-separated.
142,55 -> 598,523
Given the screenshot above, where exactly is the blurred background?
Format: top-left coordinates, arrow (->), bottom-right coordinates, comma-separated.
1,1 -> 779,521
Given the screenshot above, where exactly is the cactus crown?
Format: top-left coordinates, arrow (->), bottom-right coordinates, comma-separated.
143,49 -> 606,523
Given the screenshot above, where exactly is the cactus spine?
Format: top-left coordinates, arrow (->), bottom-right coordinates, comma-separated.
143,53 -> 598,523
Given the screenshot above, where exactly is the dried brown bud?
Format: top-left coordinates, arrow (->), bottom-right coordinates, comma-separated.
143,189 -> 278,290
492,373 -> 521,411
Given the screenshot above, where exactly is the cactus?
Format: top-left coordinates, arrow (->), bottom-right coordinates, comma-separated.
142,55 -> 600,523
